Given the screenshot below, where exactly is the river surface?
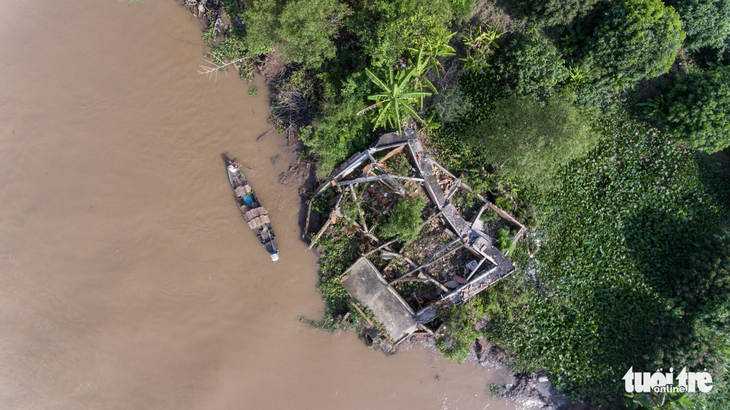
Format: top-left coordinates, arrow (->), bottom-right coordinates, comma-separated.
0,1 -> 517,409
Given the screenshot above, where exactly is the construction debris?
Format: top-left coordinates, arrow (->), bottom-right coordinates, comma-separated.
305,130 -> 526,343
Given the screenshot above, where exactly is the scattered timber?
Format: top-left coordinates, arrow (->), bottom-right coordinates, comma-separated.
304,130 -> 526,344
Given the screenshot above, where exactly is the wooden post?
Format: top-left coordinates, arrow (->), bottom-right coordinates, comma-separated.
302,199 -> 313,240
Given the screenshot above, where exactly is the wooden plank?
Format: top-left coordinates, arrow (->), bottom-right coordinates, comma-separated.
430,160 -> 458,180
377,145 -> 405,165
486,203 -> 525,231
465,257 -> 488,281
361,239 -> 398,258
419,210 -> 443,229
444,178 -> 462,201
472,203 -> 487,224
426,238 -> 461,262
337,173 -> 422,186
305,215 -> 332,251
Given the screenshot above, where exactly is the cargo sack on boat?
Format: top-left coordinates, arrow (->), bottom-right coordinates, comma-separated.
234,185 -> 252,197
243,207 -> 267,222
247,214 -> 270,229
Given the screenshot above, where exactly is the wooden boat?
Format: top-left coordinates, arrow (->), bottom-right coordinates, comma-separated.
224,157 -> 279,261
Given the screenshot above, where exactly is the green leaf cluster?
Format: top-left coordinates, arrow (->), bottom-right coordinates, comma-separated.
379,196 -> 426,244
467,94 -> 598,191
586,0 -> 685,87
668,0 -> 730,50
659,64 -> 730,153
242,0 -> 350,68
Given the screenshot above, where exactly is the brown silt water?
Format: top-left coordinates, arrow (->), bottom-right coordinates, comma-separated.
0,1 -> 517,408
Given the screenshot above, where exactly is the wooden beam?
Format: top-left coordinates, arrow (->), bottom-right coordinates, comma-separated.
361,239 -> 398,258
465,256 -> 488,281
444,178 -> 462,201
371,141 -> 409,153
302,199 -> 313,240
305,214 -> 332,251
419,210 -> 443,229
486,203 -> 525,231
351,303 -> 375,327
430,160 -> 458,180
426,238 -> 461,263
377,145 -> 405,165
337,173 -> 423,187
305,194 -> 344,252
472,203 -> 487,225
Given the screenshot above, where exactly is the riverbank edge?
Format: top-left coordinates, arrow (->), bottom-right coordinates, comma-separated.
179,3 -> 593,409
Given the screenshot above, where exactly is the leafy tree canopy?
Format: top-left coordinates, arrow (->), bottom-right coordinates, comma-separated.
669,0 -> 730,50
494,33 -> 569,99
529,0 -> 601,27
242,0 -> 350,68
587,0 -> 685,86
661,64 -> 730,153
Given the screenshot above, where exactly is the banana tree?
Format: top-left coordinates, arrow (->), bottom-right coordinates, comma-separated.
460,25 -> 505,73
357,67 -> 432,132
408,31 -> 456,77
410,47 -> 438,110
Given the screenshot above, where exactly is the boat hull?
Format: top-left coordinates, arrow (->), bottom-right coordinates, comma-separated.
224,157 -> 279,261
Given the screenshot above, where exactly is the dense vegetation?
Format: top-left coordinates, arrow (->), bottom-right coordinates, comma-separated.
378,196 -> 426,244
483,116 -> 730,402
199,0 -> 730,406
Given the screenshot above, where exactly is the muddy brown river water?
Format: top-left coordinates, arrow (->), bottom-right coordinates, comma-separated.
0,1 -> 517,409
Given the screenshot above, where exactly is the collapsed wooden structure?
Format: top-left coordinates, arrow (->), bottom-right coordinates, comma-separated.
305,130 -> 525,344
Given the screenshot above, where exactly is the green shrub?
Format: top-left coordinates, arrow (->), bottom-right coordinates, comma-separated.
494,33 -> 569,99
316,231 -> 358,277
349,0 -> 457,67
379,196 -> 426,244
587,0 -> 685,87
658,65 -> 730,153
529,0 -> 602,27
467,94 -> 598,192
495,228 -> 516,253
436,303 -> 487,362
299,98 -> 371,178
668,0 -> 730,50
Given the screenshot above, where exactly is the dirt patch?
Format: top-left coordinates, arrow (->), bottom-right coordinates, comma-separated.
259,49 -> 288,85
469,0 -> 522,33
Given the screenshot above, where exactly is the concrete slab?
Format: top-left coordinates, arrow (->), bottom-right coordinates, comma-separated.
343,258 -> 418,341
